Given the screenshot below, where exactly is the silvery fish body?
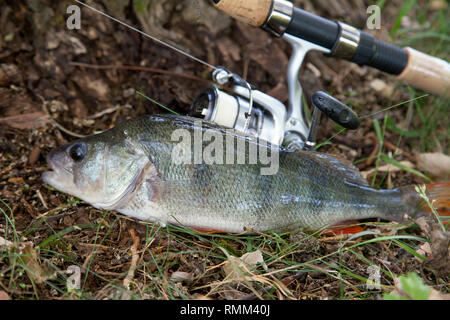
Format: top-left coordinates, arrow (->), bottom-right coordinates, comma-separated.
43,115 -> 423,233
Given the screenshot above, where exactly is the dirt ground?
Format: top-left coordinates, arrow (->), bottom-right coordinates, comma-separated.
0,0 -> 449,300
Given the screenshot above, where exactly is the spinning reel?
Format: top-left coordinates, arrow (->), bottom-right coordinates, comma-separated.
190,37 -> 360,151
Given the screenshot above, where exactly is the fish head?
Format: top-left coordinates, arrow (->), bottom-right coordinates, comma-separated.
42,132 -> 150,210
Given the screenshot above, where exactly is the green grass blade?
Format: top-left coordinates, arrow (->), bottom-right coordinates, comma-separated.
379,153 -> 431,182
390,0 -> 417,36
136,90 -> 180,115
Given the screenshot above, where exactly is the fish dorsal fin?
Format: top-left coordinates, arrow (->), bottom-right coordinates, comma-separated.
311,152 -> 370,187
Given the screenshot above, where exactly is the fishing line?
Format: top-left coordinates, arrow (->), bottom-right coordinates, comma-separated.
359,94 -> 429,120
74,0 -> 216,70
136,90 -> 180,115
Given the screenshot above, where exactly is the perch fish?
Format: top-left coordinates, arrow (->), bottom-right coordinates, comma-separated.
42,115 -> 449,233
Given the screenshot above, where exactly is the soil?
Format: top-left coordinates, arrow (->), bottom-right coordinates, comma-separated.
0,0 -> 448,300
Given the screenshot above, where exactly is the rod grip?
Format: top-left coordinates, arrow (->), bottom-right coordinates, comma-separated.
212,0 -> 272,27
398,47 -> 450,97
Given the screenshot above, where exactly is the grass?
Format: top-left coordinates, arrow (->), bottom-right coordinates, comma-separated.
2,193 -> 445,300
136,90 -> 180,115
1,0 -> 449,301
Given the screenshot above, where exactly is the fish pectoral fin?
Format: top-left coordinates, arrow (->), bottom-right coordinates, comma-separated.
145,168 -> 164,202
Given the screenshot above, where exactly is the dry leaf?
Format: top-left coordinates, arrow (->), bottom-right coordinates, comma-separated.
417,153 -> 450,179
0,236 -> 13,249
192,293 -> 214,300
428,289 -> 450,300
21,243 -> 57,284
369,79 -> 394,97
222,286 -> 249,300
72,74 -> 110,101
171,271 -> 194,283
0,291 -> 9,300
222,250 -> 267,281
415,242 -> 432,262
0,112 -> 50,129
361,161 -> 415,179
430,0 -> 447,10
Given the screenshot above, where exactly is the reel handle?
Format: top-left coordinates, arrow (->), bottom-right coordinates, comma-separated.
312,92 -> 360,130
305,91 -> 359,150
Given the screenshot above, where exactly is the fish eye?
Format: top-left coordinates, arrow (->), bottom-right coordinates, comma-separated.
69,143 -> 87,162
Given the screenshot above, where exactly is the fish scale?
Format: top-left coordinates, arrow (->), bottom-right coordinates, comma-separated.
42,115 -> 446,233
116,116 -> 401,231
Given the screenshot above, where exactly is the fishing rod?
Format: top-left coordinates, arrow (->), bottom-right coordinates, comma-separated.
212,0 -> 450,97
195,0 -> 450,149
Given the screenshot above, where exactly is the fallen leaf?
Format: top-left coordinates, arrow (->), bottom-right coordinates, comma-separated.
192,293 -> 214,300
170,271 -> 194,283
0,291 -> 9,300
430,0 -> 447,10
415,242 -> 432,261
417,153 -> 450,179
426,228 -> 450,274
0,63 -> 22,86
28,145 -> 41,165
0,112 -> 50,129
428,289 -> 450,300
72,74 -> 110,101
21,243 -> 57,284
8,177 -> 24,184
361,161 -> 415,179
369,79 -> 394,97
0,236 -> 13,249
222,249 -> 267,281
416,217 -> 431,237
222,286 -> 249,300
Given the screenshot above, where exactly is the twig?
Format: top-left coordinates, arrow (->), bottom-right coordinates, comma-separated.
36,190 -> 48,210
123,229 -> 140,290
39,95 -> 86,139
365,134 -> 379,167
88,105 -> 123,120
383,140 -> 415,162
50,120 -> 86,139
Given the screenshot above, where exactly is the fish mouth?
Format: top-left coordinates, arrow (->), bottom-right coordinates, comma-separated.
42,153 -> 58,185
42,149 -> 74,190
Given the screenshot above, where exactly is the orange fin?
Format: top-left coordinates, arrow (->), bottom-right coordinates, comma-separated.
325,221 -> 365,235
422,183 -> 450,216
192,228 -> 225,234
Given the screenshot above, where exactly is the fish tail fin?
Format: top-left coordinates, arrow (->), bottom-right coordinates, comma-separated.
399,183 -> 450,221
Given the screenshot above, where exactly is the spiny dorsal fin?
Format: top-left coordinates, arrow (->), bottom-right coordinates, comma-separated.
311,152 -> 370,187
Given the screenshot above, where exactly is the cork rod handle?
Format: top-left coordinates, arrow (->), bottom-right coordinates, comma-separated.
398,48 -> 450,97
213,0 -> 272,27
